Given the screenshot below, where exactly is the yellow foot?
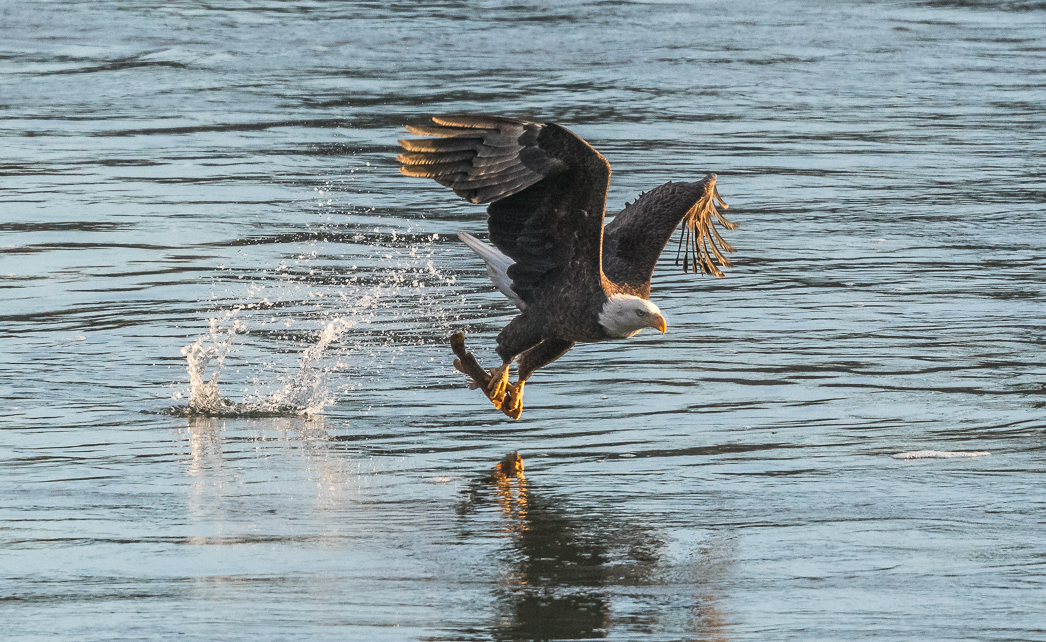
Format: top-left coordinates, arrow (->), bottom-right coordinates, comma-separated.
500,380 -> 525,420
448,334 -> 516,415
485,363 -> 510,409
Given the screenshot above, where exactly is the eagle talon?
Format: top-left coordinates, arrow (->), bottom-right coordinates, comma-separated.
501,380 -> 525,420
485,364 -> 510,408
448,334 -> 515,410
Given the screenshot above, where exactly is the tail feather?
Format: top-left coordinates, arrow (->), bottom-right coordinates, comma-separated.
457,231 -> 525,310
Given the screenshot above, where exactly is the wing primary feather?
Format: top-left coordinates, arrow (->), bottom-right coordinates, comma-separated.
432,114 -> 526,128
404,124 -> 470,137
471,154 -> 529,171
475,145 -> 527,159
450,165 -> 533,190
399,164 -> 469,179
681,224 -> 691,273
472,173 -> 545,204
675,222 -> 687,272
478,131 -> 526,148
397,150 -> 475,165
707,221 -> 736,255
398,138 -> 480,153
700,234 -> 724,277
674,184 -> 739,278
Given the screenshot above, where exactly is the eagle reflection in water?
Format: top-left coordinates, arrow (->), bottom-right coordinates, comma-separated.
456,453 -> 729,640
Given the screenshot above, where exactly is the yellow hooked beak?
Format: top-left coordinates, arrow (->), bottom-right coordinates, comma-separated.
651,314 -> 667,334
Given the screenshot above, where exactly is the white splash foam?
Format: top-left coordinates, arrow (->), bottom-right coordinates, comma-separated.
176,315 -> 352,417
892,450 -> 990,460
181,316 -> 242,415
255,317 -> 355,416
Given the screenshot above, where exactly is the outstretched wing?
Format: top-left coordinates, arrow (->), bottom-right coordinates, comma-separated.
399,115 -> 611,306
602,174 -> 735,297
398,115 -> 562,204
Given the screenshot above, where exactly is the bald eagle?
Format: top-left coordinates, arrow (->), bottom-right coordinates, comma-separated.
398,115 -> 736,419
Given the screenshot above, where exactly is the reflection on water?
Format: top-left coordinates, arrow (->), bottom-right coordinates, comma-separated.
457,458 -> 730,640
185,416 -> 226,476
180,415 -> 359,541
688,537 -> 731,642
461,471 -> 612,639
494,486 -> 612,639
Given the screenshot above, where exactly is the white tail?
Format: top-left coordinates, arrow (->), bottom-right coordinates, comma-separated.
457,231 -> 525,310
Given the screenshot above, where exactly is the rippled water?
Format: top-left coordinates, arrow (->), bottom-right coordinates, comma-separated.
3,1 -> 1046,639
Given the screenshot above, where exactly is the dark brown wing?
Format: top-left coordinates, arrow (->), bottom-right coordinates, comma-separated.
399,115 -> 612,306
602,174 -> 735,297
398,115 -> 565,204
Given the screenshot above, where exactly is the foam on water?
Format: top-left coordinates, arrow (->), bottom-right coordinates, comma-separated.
892,450 -> 991,460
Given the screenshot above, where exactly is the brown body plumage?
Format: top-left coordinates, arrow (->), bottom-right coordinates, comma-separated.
398,115 -> 736,419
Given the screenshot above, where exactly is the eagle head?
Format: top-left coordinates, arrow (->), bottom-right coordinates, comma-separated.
598,294 -> 667,338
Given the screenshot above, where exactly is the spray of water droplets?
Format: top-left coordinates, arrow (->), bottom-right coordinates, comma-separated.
167,207 -> 480,417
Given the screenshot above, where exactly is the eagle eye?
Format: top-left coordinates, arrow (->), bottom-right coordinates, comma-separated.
636,310 -> 646,317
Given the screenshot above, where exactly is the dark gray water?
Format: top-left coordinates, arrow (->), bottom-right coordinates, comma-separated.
3,1 -> 1046,639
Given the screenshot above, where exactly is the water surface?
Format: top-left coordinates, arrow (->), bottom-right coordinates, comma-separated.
2,1 -> 1045,640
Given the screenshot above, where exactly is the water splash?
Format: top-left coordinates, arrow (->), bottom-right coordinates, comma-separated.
170,315 -> 353,417
165,197 -> 481,418
180,317 -> 243,415
259,317 -> 355,416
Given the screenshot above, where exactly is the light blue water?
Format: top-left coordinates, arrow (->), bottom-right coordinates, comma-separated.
2,1 -> 1045,640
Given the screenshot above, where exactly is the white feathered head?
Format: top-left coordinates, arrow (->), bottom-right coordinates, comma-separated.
598,294 -> 667,338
